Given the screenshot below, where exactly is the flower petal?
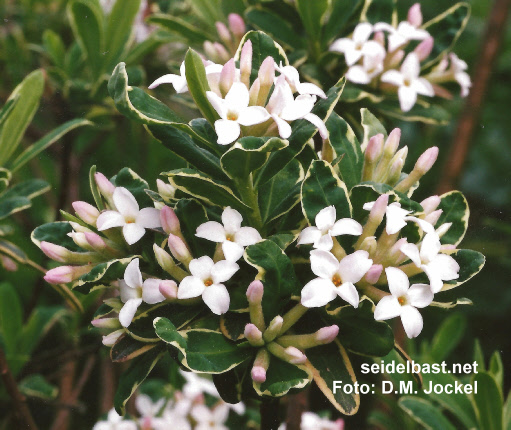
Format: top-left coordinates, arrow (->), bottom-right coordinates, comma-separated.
225,82 -> 249,111
113,187 -> 139,219
297,226 -> 322,246
211,260 -> 239,283
222,240 -> 245,261
314,234 -> 333,251
337,250 -> 372,283
280,95 -> 315,121
178,276 -> 206,299
385,266 -> 409,297
330,218 -> 363,236
413,78 -> 435,97
303,113 -> 328,139
235,227 -> 261,246
96,210 -> 125,231
237,106 -> 270,126
346,66 -> 371,84
119,280 -> 139,302
407,283 -> 433,308
271,114 -> 292,139
315,206 -> 336,231
188,256 -> 214,279
420,232 -> 441,263
353,22 -> 373,43
124,258 -> 143,289
398,84 -> 418,112
400,242 -> 422,266
206,91 -> 227,118
202,283 -> 230,315
374,295 -> 402,320
385,203 -> 410,234
336,282 -> 360,308
136,207 -> 161,229
297,82 -> 327,99
381,70 -> 404,87
196,221 -> 226,243
310,250 -> 339,279
401,53 -> 420,80
123,223 -> 146,245
301,278 -> 337,308
222,207 -> 243,234
329,38 -> 353,54
142,278 -> 166,304
119,298 -> 142,327
214,119 -> 241,145
427,254 -> 460,281
400,305 -> 423,338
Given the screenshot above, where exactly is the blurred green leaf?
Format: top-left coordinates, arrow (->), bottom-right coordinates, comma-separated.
42,30 -> 66,69
399,396 -> 456,430
19,374 -> 58,400
430,313 -> 466,362
0,283 -> 22,354
472,372 -> 504,430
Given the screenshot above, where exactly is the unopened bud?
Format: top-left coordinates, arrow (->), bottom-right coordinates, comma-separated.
69,222 -> 93,234
408,3 -> 423,27
68,232 -> 91,250
154,244 -> 175,271
92,318 -> 121,329
102,329 -> 124,346
216,22 -> 232,46
388,50 -> 405,68
156,179 -> 175,201
220,58 -> 236,96
365,134 -> 384,162
415,146 -> 439,174
387,157 -> 404,186
160,206 -> 180,235
440,244 -> 457,253
357,236 -> 377,255
246,280 -> 264,304
85,232 -> 107,251
364,264 -> 383,284
213,42 -> 230,63
357,194 -> 389,247
41,241 -> 72,263
204,41 -> 217,60
284,346 -> 306,364
251,366 -> 267,383
251,348 -> 270,383
388,238 -> 409,265
257,57 -> 275,102
44,265 -> 91,284
383,128 -> 401,156
436,222 -> 452,238
425,209 -> 442,226
263,315 -> 283,343
249,78 -> 261,105
374,31 -> 385,46
72,201 -> 100,225
94,172 -> 115,200
1,255 -> 17,272
245,323 -> 264,346
240,40 -> 253,87
420,195 -> 441,214
315,325 -> 339,344
228,13 -> 245,38
167,234 -> 192,265
159,280 -> 178,300
415,36 -> 434,61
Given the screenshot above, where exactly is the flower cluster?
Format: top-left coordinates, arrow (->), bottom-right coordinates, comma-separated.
204,13 -> 247,63
149,39 -> 327,145
330,3 -> 471,111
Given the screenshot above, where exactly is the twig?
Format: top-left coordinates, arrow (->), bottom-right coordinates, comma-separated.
0,348 -> 39,430
285,388 -> 310,430
437,0 -> 511,193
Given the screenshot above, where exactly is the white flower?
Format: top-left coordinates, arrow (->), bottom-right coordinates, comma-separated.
93,408 -> 137,430
118,258 -> 165,327
400,232 -> 460,293
301,250 -> 372,308
298,206 -> 362,251
381,53 -> 434,112
153,403 -> 191,430
345,42 -> 386,84
266,76 -> 328,139
301,411 -> 344,430
374,267 -> 433,338
374,21 -> 430,52
207,82 -> 270,145
363,200 -> 434,235
196,207 -> 261,261
329,22 -> 375,66
275,64 -> 327,99
449,53 -> 471,97
191,403 -> 230,430
96,187 -> 161,245
177,256 -> 239,315
181,370 -> 219,400
136,394 -> 166,430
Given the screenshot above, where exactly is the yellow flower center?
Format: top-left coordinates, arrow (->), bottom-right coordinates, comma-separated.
398,296 -> 407,306
204,279 -> 213,287
332,273 -> 342,287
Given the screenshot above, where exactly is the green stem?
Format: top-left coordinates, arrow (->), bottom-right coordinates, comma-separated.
280,304 -> 308,336
235,175 -> 264,232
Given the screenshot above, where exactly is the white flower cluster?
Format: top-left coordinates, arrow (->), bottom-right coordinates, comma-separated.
149,41 -> 328,145
330,3 -> 471,111
93,371 -> 244,430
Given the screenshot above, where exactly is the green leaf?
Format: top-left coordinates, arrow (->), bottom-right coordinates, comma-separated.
148,14 -> 212,45
0,283 -> 23,354
360,108 -> 387,150
295,0 -> 330,44
0,97 -> 18,129
422,3 -> 471,69
255,357 -> 311,397
67,0 -> 104,79
0,196 -> 31,220
8,118 -> 91,173
244,240 -> 301,324
180,330 -> 252,373
322,0 -> 364,45
164,168 -> 248,213
213,367 -> 244,404
220,312 -> 250,342
184,48 -> 220,125
0,240 -> 28,265
0,69 -> 44,166
504,390 -> 511,430
441,249 -> 485,291
154,317 -> 187,352
0,179 -> 49,202
472,372 -> 504,430
473,339 -> 486,372
73,257 -> 137,294
399,397 -> 456,430
221,137 -> 288,179
436,191 -> 469,246
32,221 -> 82,252
89,165 -> 105,211
326,113 -> 363,189
255,78 -> 345,187
19,374 -> 58,400
114,346 -> 165,415
430,313 -> 466,362
376,99 -> 450,126
489,351 -> 504,391
301,160 -> 352,225
111,335 -> 159,362
103,0 -> 141,71
42,30 -> 66,68
360,0 -> 396,24
306,339 -> 359,415
234,31 -> 289,84
189,0 -> 224,28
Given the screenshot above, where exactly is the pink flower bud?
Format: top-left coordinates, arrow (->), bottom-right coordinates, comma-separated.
220,58 -> 236,96
44,265 -> 90,284
85,232 -> 107,250
394,146 -> 409,163
41,241 -> 71,263
364,264 -> 383,284
425,209 -> 442,226
285,346 -> 307,364
1,255 -> 17,272
388,50 -> 405,68
374,31 -> 385,46
213,42 -> 230,63
156,179 -> 175,201
94,172 -> 115,199
388,157 -> 404,185
159,280 -> 178,300
153,244 -> 175,272
68,232 -> 90,249
160,206 -> 180,235
440,244 -> 457,253
436,222 -> 452,238
420,195 -> 441,214
228,13 -> 245,38
91,318 -> 121,329
204,41 -> 217,60
102,329 -> 124,346
251,366 -> 267,383
383,128 -> 401,156
315,325 -> 339,344
370,194 -> 389,220
408,3 -> 423,27
240,40 -> 252,87
215,22 -> 232,46
246,280 -> 264,304
365,134 -> 384,162
72,201 -> 100,225
415,36 -> 434,62
167,234 -> 191,263
249,78 -> 261,105
415,146 -> 439,174
258,56 -> 275,87
244,323 -> 264,346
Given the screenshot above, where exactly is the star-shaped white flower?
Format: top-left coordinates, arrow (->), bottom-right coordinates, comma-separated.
191,403 -> 230,430
345,42 -> 386,84
275,64 -> 327,99
93,408 -> 137,430
449,53 -> 471,97
118,258 -> 165,327
207,82 -> 270,145
196,207 -> 261,261
301,250 -> 372,308
298,206 -> 362,251
136,394 -> 166,430
374,267 -> 433,338
381,53 -> 434,112
400,232 -> 460,293
96,187 -> 161,245
178,256 -> 239,315
374,21 -> 430,52
329,22 -> 375,66
266,76 -> 328,139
